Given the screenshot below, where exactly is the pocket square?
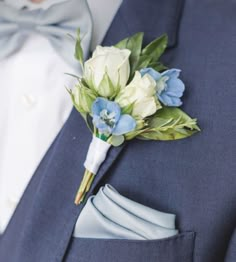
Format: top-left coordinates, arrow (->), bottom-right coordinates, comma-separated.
73,185 -> 178,240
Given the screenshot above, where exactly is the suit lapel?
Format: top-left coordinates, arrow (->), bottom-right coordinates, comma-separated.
102,0 -> 185,47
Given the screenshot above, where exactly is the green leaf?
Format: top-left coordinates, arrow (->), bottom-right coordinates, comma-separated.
108,135 -> 125,147
148,62 -> 168,72
127,33 -> 144,73
123,118 -> 147,140
149,117 -> 174,128
115,37 -> 129,50
135,55 -> 152,71
74,28 -> 84,66
125,129 -> 145,140
121,102 -> 135,115
138,107 -> 200,141
64,72 -> 81,80
141,34 -> 168,63
115,32 -> 143,54
136,58 -> 168,72
115,32 -> 144,77
115,33 -> 168,80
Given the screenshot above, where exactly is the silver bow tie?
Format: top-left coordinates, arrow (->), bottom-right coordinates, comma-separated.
0,0 -> 93,67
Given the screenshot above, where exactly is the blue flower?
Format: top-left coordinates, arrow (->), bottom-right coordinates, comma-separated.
92,97 -> 136,136
140,68 -> 185,107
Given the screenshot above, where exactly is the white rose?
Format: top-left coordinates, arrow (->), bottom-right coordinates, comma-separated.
84,46 -> 131,97
116,71 -> 161,118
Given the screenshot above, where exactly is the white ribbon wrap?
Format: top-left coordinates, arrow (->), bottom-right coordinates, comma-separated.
84,136 -> 112,175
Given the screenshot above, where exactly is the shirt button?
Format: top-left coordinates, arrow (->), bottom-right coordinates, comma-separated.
21,94 -> 37,110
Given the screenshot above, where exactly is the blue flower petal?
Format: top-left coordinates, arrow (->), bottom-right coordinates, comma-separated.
113,114 -> 136,136
92,115 -> 100,124
159,93 -> 182,107
140,67 -> 161,81
96,120 -> 112,134
167,78 -> 185,94
92,97 -> 108,116
92,97 -> 126,135
92,116 -> 107,132
171,98 -> 182,107
157,68 -> 185,107
158,93 -> 173,106
164,91 -> 183,98
162,69 -> 181,79
106,100 -> 121,122
96,120 -> 107,130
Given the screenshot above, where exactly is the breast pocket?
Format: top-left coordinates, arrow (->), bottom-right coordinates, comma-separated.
63,231 -> 196,262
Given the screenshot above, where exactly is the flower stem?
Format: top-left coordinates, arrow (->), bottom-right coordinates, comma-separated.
74,169 -> 94,205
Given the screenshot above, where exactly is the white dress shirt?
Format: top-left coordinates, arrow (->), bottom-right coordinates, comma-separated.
0,0 -> 122,234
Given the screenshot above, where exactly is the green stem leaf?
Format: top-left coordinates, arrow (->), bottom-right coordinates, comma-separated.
138,107 -> 200,141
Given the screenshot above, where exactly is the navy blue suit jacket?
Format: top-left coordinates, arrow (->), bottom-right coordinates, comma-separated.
0,0 -> 235,261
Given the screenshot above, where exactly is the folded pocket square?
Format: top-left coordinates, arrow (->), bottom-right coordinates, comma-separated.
73,184 -> 178,240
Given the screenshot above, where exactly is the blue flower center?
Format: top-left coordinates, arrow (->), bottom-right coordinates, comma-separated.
100,109 -> 116,128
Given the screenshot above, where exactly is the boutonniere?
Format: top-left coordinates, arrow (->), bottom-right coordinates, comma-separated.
68,30 -> 200,205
